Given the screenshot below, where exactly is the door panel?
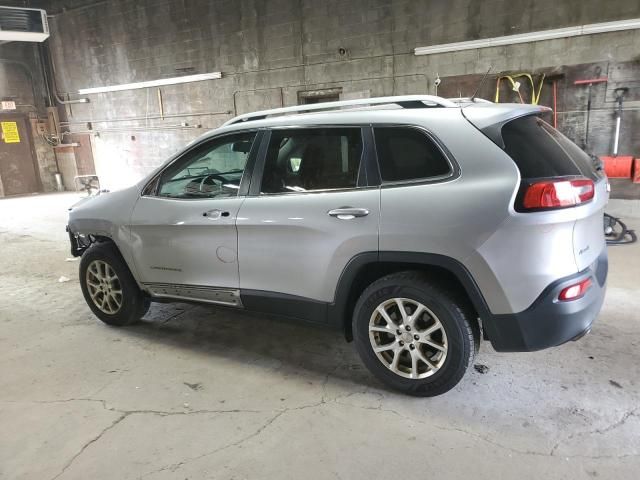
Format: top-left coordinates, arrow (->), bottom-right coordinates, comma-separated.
237,126 -> 380,305
129,196 -> 244,290
128,130 -> 259,301
0,115 -> 39,196
237,189 -> 379,302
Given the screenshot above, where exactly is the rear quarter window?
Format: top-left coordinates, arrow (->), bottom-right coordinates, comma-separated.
374,127 -> 452,183
501,115 -> 599,180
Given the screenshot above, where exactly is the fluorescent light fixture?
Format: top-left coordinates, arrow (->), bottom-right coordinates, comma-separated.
415,18 -> 640,55
78,72 -> 222,95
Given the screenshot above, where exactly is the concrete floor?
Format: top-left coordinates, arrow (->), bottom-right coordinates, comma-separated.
1,192 -> 639,480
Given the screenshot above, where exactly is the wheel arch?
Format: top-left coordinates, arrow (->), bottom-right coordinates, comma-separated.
69,226 -> 143,290
329,252 -> 495,342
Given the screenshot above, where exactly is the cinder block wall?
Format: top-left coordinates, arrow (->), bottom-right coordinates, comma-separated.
45,0 -> 640,189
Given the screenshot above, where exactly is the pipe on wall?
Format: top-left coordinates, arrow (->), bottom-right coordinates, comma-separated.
62,124 -> 203,135
232,87 -> 285,116
37,43 -> 89,105
59,110 -> 232,126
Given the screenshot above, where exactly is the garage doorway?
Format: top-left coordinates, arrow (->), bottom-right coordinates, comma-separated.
0,114 -> 40,196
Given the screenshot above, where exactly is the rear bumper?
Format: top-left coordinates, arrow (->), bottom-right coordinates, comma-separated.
486,249 -> 608,352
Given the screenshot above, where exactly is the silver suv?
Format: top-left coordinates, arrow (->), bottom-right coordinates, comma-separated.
67,96 -> 608,396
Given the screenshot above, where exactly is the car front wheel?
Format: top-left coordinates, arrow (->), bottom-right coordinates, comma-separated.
79,242 -> 149,326
353,271 -> 476,396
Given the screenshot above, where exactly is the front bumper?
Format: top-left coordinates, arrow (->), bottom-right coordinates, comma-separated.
486,249 -> 608,352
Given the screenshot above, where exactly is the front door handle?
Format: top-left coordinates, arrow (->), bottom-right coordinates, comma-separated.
203,209 -> 230,219
327,207 -> 369,220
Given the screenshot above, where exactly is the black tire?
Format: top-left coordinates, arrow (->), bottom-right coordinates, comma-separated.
352,271 -> 475,397
79,242 -> 149,326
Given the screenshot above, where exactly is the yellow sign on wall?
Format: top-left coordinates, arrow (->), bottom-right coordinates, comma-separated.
1,121 -> 20,143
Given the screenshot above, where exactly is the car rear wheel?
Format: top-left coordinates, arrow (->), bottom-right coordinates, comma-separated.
79,242 -> 149,326
353,271 -> 475,396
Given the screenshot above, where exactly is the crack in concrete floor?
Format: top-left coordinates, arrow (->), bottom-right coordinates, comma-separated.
5,391 -> 637,480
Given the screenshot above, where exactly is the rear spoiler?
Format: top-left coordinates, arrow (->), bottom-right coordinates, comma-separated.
461,104 -> 552,148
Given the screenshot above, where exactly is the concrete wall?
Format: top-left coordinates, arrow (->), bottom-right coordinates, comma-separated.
44,0 -> 640,189
0,40 -> 58,193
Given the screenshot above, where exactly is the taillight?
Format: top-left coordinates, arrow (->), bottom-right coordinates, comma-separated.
558,278 -> 592,301
571,179 -> 596,203
519,177 -> 594,211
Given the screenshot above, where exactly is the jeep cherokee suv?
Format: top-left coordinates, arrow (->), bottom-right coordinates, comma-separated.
67,95 -> 608,396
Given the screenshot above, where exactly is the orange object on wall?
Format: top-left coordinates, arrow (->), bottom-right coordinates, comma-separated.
601,156 -> 633,178
633,158 -> 640,184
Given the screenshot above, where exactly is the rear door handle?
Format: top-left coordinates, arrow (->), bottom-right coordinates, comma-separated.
327,207 -> 369,220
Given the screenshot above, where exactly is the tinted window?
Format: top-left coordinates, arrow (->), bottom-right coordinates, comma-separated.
260,128 -> 362,194
374,127 -> 451,182
156,132 -> 256,199
501,116 -> 598,180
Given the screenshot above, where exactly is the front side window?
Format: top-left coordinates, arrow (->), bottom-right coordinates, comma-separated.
156,132 -> 256,199
260,128 -> 363,194
374,127 -> 451,182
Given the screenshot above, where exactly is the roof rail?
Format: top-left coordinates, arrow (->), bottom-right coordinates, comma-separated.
223,95 -> 458,126
447,97 -> 494,105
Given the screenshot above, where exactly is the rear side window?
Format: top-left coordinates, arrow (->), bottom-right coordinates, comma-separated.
501,116 -> 599,180
260,128 -> 362,194
374,127 -> 451,182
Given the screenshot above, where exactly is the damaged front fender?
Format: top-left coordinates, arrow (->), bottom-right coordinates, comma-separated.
66,225 -> 88,257
66,185 -> 142,282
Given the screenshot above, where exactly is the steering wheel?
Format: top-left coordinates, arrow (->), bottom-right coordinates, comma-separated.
198,173 -> 227,194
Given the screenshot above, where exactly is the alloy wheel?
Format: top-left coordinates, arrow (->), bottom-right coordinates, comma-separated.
368,297 -> 448,379
86,260 -> 123,314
